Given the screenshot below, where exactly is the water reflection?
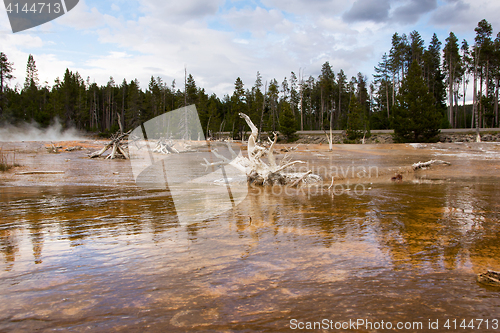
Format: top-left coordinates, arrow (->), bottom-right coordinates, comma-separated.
0,177 -> 499,331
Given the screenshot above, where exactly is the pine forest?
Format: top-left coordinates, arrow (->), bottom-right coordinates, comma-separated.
1,19 -> 500,143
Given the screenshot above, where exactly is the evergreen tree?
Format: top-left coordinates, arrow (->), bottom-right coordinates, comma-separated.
346,92 -> 364,141
460,39 -> 472,128
493,33 -> 500,127
0,52 -> 14,118
24,54 -> 39,90
409,31 -> 425,65
279,101 -> 297,141
319,61 -> 335,129
185,74 -> 198,106
336,70 -> 347,129
22,54 -> 40,121
267,79 -> 279,131
474,19 -> 493,128
444,32 -> 462,127
373,52 -> 392,123
289,71 -> 299,117
231,77 -> 246,139
423,33 -> 446,117
393,61 -> 441,142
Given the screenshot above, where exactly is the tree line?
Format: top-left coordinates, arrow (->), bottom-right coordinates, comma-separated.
0,19 -> 499,142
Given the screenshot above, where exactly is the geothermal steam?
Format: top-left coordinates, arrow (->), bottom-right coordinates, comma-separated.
0,120 -> 85,141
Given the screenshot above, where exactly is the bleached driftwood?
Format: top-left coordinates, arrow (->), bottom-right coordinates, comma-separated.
477,270 -> 500,286
412,159 -> 451,170
152,138 -> 179,154
46,144 -> 61,153
65,146 -> 82,151
90,130 -> 131,159
202,113 -> 321,186
16,171 -> 65,175
324,129 -> 333,151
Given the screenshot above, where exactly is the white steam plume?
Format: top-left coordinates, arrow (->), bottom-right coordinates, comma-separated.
0,119 -> 86,142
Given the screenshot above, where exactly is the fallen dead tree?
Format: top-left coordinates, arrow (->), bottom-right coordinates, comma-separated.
90,130 -> 131,159
16,171 -> 65,175
412,159 -> 451,170
152,137 -> 179,154
477,270 -> 500,286
202,113 -> 321,186
46,144 -> 61,153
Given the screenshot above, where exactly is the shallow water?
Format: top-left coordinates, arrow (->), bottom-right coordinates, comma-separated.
1,142 -> 500,332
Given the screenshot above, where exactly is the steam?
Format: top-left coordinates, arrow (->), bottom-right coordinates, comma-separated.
0,119 -> 86,142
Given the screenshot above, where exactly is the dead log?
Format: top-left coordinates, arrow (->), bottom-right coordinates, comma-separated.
46,144 -> 60,153
412,160 -> 451,170
202,112 -> 321,186
16,171 -> 65,175
89,130 -> 131,159
65,146 -> 82,151
477,270 -> 500,286
152,138 -> 179,154
289,170 -> 312,187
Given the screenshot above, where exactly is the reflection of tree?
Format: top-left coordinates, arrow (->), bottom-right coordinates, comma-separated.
29,221 -> 44,264
0,229 -> 18,270
0,186 -> 183,270
460,184 -> 500,272
369,182 -> 500,272
233,186 -> 372,254
370,184 -> 452,270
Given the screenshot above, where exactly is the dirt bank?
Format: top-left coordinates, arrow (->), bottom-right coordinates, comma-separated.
295,131 -> 500,144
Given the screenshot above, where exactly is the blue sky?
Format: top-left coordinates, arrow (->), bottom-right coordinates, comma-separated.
1,0 -> 500,98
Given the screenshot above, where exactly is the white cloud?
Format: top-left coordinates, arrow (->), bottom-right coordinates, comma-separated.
343,0 -> 391,23
139,0 -> 224,23
430,0 -> 500,34
55,0 -> 106,30
390,0 -> 437,24
262,0 -> 353,17
4,0 -> 500,99
222,7 -> 284,36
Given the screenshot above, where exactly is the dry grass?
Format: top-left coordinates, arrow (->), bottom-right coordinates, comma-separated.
0,147 -> 20,172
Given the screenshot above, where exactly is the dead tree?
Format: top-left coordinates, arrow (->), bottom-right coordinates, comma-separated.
412,160 -> 451,170
202,113 -> 321,186
90,130 -> 131,159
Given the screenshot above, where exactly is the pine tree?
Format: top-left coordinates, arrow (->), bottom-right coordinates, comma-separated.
279,101 -> 297,141
268,79 -> 279,131
393,61 -> 441,142
409,31 -> 425,65
460,40 -> 472,128
231,77 -> 246,139
346,92 -> 364,141
337,70 -> 347,129
474,19 -> 493,129
319,61 -> 335,129
0,52 -> 14,117
24,54 -> 39,90
444,32 -> 462,127
423,33 -> 446,118
22,54 -> 40,121
493,33 -> 500,127
374,53 -> 392,121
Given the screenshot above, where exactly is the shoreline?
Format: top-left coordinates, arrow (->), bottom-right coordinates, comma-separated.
1,139 -> 500,189
295,131 -> 500,144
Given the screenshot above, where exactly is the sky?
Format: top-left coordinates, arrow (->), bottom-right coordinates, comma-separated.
1,0 -> 500,98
